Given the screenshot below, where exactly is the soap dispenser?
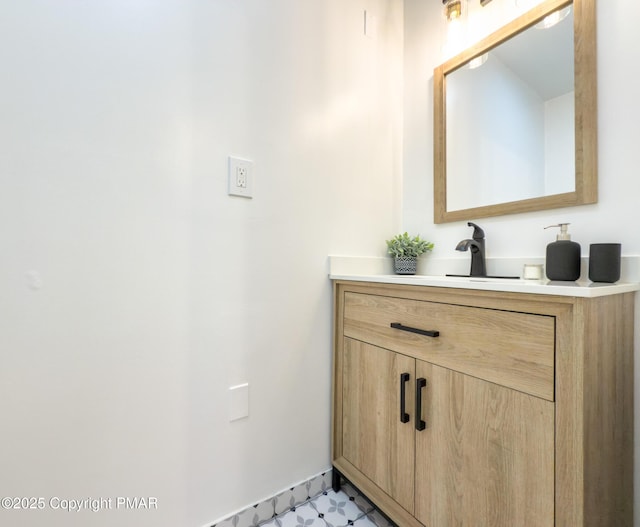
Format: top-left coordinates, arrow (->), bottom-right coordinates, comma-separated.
544,223 -> 581,281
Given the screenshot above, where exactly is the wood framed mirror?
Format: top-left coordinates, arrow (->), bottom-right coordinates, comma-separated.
434,0 -> 596,224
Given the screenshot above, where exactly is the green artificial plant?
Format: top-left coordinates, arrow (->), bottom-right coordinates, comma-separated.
386,232 -> 434,258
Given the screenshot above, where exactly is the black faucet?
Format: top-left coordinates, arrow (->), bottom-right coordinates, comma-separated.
456,222 -> 486,277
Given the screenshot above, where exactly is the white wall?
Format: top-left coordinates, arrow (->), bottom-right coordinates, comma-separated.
403,0 -> 640,522
544,91 -> 575,195
0,1 -> 402,526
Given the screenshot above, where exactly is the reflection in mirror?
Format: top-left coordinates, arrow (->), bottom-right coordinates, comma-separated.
433,0 -> 597,224
446,9 -> 574,211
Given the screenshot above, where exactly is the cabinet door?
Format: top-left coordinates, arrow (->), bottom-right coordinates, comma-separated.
415,362 -> 554,527
342,338 -> 416,513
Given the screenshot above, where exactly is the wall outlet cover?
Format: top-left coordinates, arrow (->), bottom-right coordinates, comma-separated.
228,156 -> 254,198
228,383 -> 249,421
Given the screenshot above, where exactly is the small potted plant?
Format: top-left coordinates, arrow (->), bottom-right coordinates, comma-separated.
386,232 -> 434,275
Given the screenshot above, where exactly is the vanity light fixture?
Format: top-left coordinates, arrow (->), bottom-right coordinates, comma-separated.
535,6 -> 571,29
442,0 -> 463,22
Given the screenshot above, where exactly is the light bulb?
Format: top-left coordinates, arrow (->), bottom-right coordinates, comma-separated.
468,53 -> 488,69
535,6 -> 571,29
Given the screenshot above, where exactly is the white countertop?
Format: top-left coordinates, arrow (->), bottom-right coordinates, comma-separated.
329,272 -> 640,298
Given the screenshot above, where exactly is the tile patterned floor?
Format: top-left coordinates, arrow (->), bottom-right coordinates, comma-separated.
261,481 -> 396,527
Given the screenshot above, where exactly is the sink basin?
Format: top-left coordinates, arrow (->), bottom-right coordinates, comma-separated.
446,274 -> 520,280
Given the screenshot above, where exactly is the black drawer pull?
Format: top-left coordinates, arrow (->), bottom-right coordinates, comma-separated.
416,377 -> 427,431
400,373 -> 410,423
390,322 -> 440,338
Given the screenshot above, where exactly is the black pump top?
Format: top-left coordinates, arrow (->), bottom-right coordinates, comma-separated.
467,222 -> 485,241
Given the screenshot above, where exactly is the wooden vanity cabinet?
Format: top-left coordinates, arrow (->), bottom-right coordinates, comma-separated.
331,281 -> 634,527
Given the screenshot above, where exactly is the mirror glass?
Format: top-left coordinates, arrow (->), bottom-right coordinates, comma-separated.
434,0 -> 597,223
447,10 -> 574,211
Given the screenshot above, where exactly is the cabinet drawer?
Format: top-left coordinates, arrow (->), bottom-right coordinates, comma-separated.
343,292 -> 555,400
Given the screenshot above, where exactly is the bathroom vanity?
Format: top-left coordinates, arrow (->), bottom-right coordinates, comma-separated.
330,275 -> 636,527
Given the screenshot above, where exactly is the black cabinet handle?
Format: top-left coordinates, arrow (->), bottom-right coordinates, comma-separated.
416,378 -> 427,431
400,373 -> 410,423
390,323 -> 440,338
